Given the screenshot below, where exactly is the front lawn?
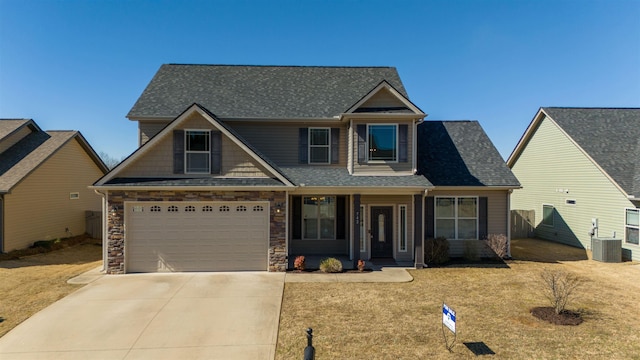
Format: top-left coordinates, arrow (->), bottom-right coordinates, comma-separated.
276,239 -> 640,359
0,236 -> 102,338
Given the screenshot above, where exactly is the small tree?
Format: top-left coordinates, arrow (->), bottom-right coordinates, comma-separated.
484,233 -> 508,259
540,269 -> 581,314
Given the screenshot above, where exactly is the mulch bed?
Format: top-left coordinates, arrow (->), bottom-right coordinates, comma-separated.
530,307 -> 583,326
287,269 -> 373,274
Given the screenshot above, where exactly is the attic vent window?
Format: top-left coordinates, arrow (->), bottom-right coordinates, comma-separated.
69,192 -> 80,200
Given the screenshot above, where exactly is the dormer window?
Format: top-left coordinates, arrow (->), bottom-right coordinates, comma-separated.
309,128 -> 330,164
185,130 -> 210,173
368,124 -> 397,162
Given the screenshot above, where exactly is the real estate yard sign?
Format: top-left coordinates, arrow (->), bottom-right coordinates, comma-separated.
442,303 -> 456,333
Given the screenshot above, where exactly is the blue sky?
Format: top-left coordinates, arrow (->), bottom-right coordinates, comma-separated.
1,0 -> 638,161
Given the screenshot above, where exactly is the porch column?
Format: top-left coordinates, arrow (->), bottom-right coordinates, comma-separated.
414,194 -> 424,268
353,194 -> 361,269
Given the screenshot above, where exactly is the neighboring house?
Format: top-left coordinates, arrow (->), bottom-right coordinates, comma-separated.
507,107 -> 640,261
93,64 -> 520,274
0,119 -> 108,252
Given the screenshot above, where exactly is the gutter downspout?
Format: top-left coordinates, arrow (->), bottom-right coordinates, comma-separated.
94,189 -> 108,272
507,189 -> 512,258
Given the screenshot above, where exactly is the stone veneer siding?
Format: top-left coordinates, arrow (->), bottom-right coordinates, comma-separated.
106,190 -> 287,274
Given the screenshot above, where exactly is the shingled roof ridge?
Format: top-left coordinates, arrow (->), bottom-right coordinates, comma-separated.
163,63 -> 397,69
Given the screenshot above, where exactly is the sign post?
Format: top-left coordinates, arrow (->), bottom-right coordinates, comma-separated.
441,303 -> 457,352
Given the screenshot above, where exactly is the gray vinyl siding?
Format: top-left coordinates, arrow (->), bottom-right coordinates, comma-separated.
351,119 -> 414,175
359,88 -> 408,109
139,121 -> 169,146
510,115 -> 639,261
427,190 -> 509,258
228,121 -> 348,167
120,114 -> 272,178
0,125 -> 32,154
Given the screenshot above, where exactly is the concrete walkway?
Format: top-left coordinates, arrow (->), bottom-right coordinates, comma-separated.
0,272 -> 285,360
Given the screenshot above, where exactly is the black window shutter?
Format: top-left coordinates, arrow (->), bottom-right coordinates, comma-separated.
210,130 -> 222,174
331,128 -> 340,164
336,196 -> 346,239
425,196 -> 434,238
292,196 -> 302,239
357,124 -> 366,164
173,130 -> 184,174
399,124 -> 408,163
299,128 -> 308,164
479,197 -> 488,239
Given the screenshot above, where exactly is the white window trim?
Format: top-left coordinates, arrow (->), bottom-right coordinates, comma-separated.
359,205 -> 366,252
184,129 -> 210,174
308,128 -> 331,164
366,123 -> 399,163
302,195 -> 337,240
398,204 -> 408,252
624,207 -> 639,245
434,196 -> 479,240
542,204 -> 555,227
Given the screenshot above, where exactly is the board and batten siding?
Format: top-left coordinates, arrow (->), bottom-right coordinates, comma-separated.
351,119 -> 414,175
0,125 -> 33,154
427,190 -> 510,257
3,139 -> 104,251
360,195 -> 414,262
120,114 -> 271,178
229,122 -> 348,167
510,115 -> 639,261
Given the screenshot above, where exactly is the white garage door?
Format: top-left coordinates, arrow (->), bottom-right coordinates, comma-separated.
125,201 -> 269,272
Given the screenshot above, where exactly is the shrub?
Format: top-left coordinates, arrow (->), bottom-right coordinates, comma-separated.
424,237 -> 449,265
484,233 -> 508,259
293,256 -> 306,271
540,269 -> 582,314
319,257 -> 343,273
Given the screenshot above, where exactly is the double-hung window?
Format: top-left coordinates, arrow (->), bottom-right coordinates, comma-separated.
626,208 -> 639,245
302,196 -> 336,239
435,197 -> 478,239
309,128 -> 330,164
185,130 -> 210,173
368,124 -> 397,162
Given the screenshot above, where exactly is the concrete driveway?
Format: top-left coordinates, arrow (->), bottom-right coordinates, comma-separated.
0,272 -> 285,360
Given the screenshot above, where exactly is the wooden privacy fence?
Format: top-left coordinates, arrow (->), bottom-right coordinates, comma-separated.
511,209 -> 535,239
85,210 -> 102,239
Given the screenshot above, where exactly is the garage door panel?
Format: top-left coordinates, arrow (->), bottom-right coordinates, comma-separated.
126,201 -> 269,273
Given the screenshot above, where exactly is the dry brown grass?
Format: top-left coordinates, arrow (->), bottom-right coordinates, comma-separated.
276,239 -> 640,359
0,236 -> 102,338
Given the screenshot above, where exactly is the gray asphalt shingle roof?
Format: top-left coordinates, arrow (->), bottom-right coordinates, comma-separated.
128,64 -> 408,119
417,121 -> 520,187
542,107 -> 640,198
279,167 -> 433,188
103,177 -> 285,187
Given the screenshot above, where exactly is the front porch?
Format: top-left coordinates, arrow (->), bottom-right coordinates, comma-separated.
287,255 -> 415,271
